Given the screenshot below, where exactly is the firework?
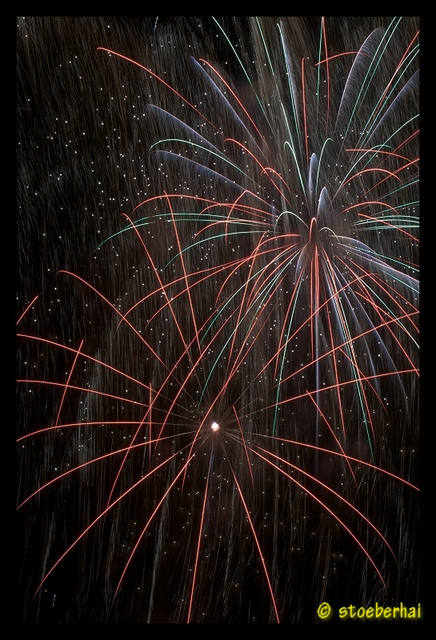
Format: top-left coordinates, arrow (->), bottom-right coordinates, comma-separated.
17,16 -> 419,623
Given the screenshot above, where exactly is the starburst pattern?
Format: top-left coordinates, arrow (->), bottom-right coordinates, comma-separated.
17,16 -> 419,623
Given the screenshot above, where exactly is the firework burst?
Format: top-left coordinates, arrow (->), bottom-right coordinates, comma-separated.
17,16 -> 419,623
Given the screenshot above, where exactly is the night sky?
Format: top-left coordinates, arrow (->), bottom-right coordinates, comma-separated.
16,16 -> 422,625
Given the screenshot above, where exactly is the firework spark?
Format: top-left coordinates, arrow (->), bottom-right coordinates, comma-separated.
17,16 -> 419,623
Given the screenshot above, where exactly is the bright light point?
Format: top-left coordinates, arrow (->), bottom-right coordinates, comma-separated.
211,421 -> 220,431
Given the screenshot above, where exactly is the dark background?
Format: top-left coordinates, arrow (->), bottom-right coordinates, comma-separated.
16,16 -> 422,625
